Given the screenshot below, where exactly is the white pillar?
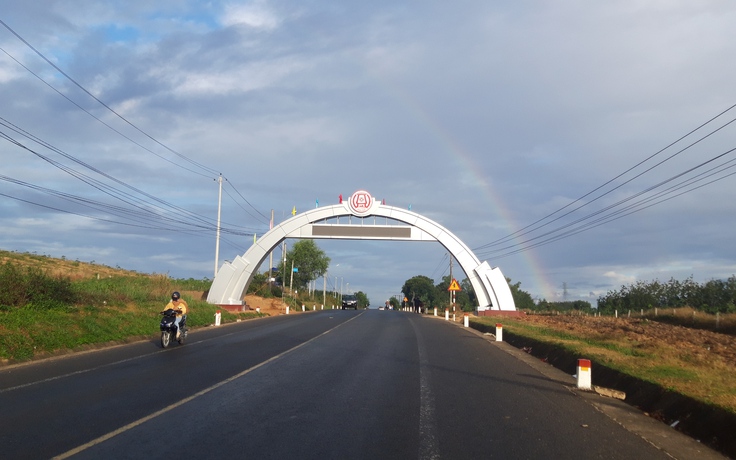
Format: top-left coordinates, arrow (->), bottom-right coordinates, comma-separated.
214,310 -> 221,326
463,314 -> 469,327
577,359 -> 592,390
495,323 -> 503,342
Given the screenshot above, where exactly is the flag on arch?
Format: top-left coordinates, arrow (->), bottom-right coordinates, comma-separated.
338,194 -> 343,203
291,206 -> 296,216
316,198 -> 319,208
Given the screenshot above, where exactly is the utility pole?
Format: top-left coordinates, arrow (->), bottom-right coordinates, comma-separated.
449,255 -> 454,307
268,209 -> 274,286
214,174 -> 223,277
281,241 -> 287,306
290,260 -> 294,295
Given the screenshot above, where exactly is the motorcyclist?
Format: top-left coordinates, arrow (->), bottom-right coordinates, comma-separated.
164,291 -> 188,338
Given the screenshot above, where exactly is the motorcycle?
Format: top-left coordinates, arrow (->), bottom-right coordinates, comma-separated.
160,308 -> 187,348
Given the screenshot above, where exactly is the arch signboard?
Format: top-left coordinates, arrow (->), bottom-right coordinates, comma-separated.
207,190 -> 516,311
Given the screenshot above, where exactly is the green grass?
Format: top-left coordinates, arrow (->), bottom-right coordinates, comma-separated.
0,257 -> 265,363
471,316 -> 736,415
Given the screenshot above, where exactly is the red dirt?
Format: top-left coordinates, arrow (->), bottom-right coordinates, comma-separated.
515,314 -> 736,364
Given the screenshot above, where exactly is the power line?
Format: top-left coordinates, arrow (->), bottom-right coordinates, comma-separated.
0,20 -> 269,224
0,45 -> 214,179
478,145 -> 736,259
0,18 -> 220,178
474,103 -> 736,253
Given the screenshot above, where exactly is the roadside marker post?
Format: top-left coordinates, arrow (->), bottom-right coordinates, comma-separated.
256,307 -> 260,314
302,304 -> 305,312
445,309 -> 449,321
286,306 -> 290,315
215,310 -> 221,326
577,359 -> 592,390
434,307 -> 437,316
496,323 -> 503,342
463,314 -> 469,327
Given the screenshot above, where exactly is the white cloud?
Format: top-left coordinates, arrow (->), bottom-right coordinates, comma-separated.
221,2 -> 280,30
1,1 -> 736,302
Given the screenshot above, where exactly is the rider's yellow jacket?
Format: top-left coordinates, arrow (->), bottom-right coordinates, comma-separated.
165,299 -> 188,315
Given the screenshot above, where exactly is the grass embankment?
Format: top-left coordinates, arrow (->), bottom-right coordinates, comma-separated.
0,251 -> 265,363
471,314 -> 736,415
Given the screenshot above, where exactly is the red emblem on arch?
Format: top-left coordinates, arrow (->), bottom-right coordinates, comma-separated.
349,190 -> 374,216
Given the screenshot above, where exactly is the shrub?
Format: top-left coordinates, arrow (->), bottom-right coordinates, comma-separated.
0,263 -> 78,309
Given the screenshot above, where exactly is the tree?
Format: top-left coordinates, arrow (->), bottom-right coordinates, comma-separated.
355,291 -> 370,309
402,275 -> 440,309
389,296 -> 400,309
437,274 -> 476,311
507,278 -> 535,310
279,240 -> 330,291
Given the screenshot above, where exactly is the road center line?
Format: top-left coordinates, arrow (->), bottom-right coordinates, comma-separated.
410,317 -> 441,460
52,312 -> 364,460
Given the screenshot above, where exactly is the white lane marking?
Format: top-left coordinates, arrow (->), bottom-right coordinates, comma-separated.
410,318 -> 441,460
52,312 -> 363,460
1,313 -> 323,393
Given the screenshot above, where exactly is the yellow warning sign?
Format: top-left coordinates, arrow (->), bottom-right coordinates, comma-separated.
448,279 -> 461,291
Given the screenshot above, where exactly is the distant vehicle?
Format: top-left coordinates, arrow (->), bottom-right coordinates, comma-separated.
342,294 -> 358,310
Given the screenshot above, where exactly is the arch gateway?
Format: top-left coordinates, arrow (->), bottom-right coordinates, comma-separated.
207,190 -> 516,312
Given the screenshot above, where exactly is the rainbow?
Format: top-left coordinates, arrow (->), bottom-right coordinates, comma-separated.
382,83 -> 557,299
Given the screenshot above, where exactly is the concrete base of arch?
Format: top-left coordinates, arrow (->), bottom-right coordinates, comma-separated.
206,200 -> 516,312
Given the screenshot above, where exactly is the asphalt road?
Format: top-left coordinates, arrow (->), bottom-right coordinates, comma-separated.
0,310 -> 722,459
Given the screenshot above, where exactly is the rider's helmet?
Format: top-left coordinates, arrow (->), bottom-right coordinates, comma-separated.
171,291 -> 181,301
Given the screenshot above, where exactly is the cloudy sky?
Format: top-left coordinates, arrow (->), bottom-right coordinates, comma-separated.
2,1 -> 735,306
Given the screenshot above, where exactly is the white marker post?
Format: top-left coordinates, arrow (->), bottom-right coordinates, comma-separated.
577,359 -> 592,390
434,307 -> 438,316
256,307 -> 260,314
214,310 -> 221,326
286,306 -> 290,315
464,314 -> 469,327
495,323 -> 503,342
445,309 -> 449,321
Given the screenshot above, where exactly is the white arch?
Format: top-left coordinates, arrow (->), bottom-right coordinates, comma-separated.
207,200 -> 515,311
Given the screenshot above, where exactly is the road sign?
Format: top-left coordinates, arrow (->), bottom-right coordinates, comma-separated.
448,279 -> 461,291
